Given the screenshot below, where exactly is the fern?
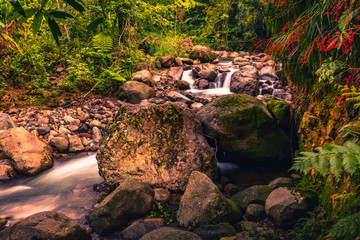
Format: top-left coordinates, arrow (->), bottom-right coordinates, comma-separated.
92,32 -> 113,53
291,141 -> 360,181
327,211 -> 360,239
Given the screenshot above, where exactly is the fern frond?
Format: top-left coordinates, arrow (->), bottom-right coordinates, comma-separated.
342,153 -> 358,175
329,153 -> 344,180
92,32 -> 113,53
327,212 -> 360,239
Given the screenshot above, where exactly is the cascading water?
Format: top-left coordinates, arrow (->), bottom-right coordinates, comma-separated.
0,154 -> 101,220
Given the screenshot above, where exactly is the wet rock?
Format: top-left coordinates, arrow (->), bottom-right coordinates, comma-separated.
0,127 -> 53,176
235,223 -> 276,240
89,179 -> 154,235
160,55 -> 175,68
118,81 -> 156,104
197,95 -> 291,167
245,204 -> 266,222
189,45 -> 217,63
0,113 -> 17,130
198,69 -> 217,81
181,38 -> 193,52
190,102 -> 204,110
97,103 -> 216,190
260,87 -> 273,95
230,185 -> 273,210
154,188 -> 171,202
268,177 -> 293,189
68,135 -> 85,152
132,70 -> 155,87
140,227 -> 201,240
49,137 -> 69,152
265,187 -> 309,227
177,171 -> 242,228
167,67 -> 183,81
194,223 -> 237,240
199,79 -> 209,89
0,211 -> 91,240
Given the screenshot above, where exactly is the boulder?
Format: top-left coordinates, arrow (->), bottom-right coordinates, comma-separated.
268,177 -> 293,189
0,211 -> 91,240
230,66 -> 259,96
140,227 -> 201,240
167,67 -> 183,81
199,79 -> 209,89
189,45 -> 217,63
194,223 -> 237,240
68,135 -> 84,152
38,126 -> 51,135
244,204 -> 266,222
176,80 -> 190,90
154,188 -> 171,202
198,69 -> 217,81
197,95 -> 291,167
177,171 -> 242,228
0,127 -> 53,176
160,55 -> 175,68
230,185 -> 273,210
259,66 -> 278,79
132,70 -> 155,87
0,159 -> 16,181
0,113 -> 16,130
49,137 -> 69,152
118,81 -> 156,104
180,58 -> 194,65
265,187 -> 309,227
97,103 -> 217,190
114,218 -> 166,240
89,179 -> 154,235
267,100 -> 290,128
180,38 -> 193,52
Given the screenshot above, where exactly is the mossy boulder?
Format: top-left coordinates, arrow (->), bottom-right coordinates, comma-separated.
267,100 -> 290,128
197,94 -> 291,167
96,103 -> 217,191
189,45 -> 217,63
177,171 -> 242,228
117,81 -> 155,104
230,185 -> 273,210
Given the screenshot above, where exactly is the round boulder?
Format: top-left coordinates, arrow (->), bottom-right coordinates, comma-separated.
132,70 -> 155,87
189,45 -> 217,63
230,65 -> 259,96
118,81 -> 156,104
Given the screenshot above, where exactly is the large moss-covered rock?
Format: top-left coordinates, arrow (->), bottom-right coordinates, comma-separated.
189,45 -> 217,63
88,179 -> 154,235
0,127 -> 53,176
197,94 -> 291,167
177,171 -> 242,228
97,103 -> 217,190
0,211 -> 91,240
117,81 -> 155,104
267,100 -> 290,128
230,185 -> 273,210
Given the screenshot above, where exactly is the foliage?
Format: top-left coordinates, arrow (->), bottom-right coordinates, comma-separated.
327,211 -> 360,239
291,141 -> 360,180
92,32 -> 113,53
146,202 -> 175,225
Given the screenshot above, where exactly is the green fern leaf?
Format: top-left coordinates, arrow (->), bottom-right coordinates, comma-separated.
92,32 -> 113,53
342,153 -> 358,175
327,212 -> 360,239
329,152 -> 344,179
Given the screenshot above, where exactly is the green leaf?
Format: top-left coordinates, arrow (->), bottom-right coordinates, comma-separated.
49,11 -> 73,19
33,12 -> 43,36
24,8 -> 39,18
47,18 -> 61,45
64,0 -> 85,13
86,18 -> 104,31
7,0 -> 25,17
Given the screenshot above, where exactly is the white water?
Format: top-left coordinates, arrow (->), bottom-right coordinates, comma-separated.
0,154 -> 102,219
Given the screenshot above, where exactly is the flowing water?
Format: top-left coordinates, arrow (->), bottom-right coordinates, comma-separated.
0,153 -> 102,220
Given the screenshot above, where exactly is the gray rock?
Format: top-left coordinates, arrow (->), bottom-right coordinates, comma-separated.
118,81 -> 156,104
224,184 -> 239,196
140,227 -> 201,240
0,159 -> 16,181
259,66 -> 278,79
177,171 -> 242,228
230,66 -> 259,96
167,67 -> 183,81
176,80 -> 190,90
199,79 -> 209,89
89,179 -> 154,236
0,211 -> 91,240
189,45 -> 217,63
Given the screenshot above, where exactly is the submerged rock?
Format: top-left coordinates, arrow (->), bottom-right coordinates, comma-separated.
0,127 -> 53,176
118,81 -> 156,104
0,211 -> 91,240
140,227 -> 201,240
97,103 -> 217,190
88,179 -> 154,235
197,94 -> 291,167
177,171 -> 242,228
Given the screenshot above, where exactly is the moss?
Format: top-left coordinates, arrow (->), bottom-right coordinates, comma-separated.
267,100 -> 289,123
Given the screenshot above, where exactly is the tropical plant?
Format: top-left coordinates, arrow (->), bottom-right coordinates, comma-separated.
327,211 -> 360,239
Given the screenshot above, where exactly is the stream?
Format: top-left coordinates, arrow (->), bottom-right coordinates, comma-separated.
0,153 -> 102,220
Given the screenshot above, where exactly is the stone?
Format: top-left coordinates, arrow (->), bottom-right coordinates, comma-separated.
68,135 -> 85,152
233,57 -> 249,65
49,137 -> 69,152
160,55 -> 175,68
194,223 -> 237,240
38,126 -> 51,135
0,159 -> 16,181
90,120 -> 102,128
89,179 -> 154,235
224,183 -> 239,196
198,69 -> 217,81
234,224 -> 276,240
176,80 -> 190,90
132,70 -> 155,87
140,227 -> 201,240
38,117 -> 49,124
245,204 -> 266,222
114,218 -> 166,240
175,58 -> 183,66
177,171 -> 242,228
179,58 -> 194,65
104,100 -> 115,108
267,100 -> 290,128
97,103 -> 216,190
0,211 -> 91,240
154,188 -> 171,202
167,67 -> 183,81
265,187 -> 309,227
92,126 -> 102,143
180,38 -> 193,52
189,45 -> 217,63
259,66 -> 278,79
118,81 -> 156,104
268,177 -> 293,189
166,91 -> 192,104
0,127 -> 53,176
230,66 -> 259,96
0,113 -> 16,130
198,79 -> 209,89
197,95 -> 291,167
190,102 -> 204,110
68,124 -> 79,132
230,185 -> 273,210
